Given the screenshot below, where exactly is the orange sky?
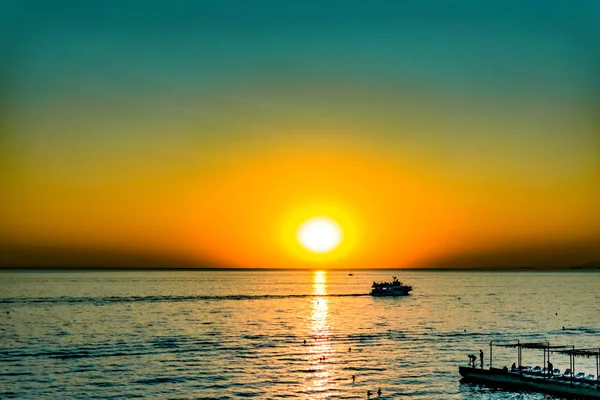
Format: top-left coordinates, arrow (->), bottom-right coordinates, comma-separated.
2,133 -> 599,269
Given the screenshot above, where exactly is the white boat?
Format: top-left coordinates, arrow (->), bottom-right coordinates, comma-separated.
370,276 -> 412,296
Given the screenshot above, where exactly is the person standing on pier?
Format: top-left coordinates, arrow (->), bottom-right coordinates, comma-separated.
479,349 -> 484,368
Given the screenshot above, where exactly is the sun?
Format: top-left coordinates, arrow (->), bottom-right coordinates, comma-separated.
297,217 -> 343,254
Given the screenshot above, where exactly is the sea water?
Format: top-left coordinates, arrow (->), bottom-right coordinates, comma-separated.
1,270 -> 599,399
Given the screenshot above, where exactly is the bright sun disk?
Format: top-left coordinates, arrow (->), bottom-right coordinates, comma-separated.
297,217 -> 342,254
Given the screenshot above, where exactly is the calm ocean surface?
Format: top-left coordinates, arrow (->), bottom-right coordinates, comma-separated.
1,270 -> 599,399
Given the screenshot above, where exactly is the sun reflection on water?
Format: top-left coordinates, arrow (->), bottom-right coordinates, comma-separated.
311,271 -> 329,339
305,271 -> 337,398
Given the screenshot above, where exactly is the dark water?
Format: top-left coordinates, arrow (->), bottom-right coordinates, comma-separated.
1,270 -> 599,399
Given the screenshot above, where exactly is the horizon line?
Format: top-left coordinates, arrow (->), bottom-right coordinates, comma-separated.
1,266 -> 599,272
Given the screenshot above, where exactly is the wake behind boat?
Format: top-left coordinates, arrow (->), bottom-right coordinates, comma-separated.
370,276 -> 412,296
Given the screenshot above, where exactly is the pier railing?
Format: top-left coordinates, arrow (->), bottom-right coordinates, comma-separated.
488,340 -> 599,386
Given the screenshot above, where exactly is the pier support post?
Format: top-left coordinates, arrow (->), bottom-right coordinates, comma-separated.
517,341 -> 522,375
571,351 -> 574,384
543,346 -> 546,379
596,348 -> 600,389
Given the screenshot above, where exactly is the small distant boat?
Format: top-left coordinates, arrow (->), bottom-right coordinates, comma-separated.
348,273 -> 353,276
370,276 -> 412,296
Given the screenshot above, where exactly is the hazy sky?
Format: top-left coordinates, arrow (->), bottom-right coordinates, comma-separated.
1,0 -> 599,268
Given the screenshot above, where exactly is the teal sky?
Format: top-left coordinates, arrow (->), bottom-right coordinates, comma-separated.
3,1 -> 600,101
2,1 -> 598,163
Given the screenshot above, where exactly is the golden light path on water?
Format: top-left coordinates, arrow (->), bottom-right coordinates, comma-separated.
306,271 -> 337,398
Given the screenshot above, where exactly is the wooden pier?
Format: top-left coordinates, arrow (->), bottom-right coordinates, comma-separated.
459,341 -> 600,399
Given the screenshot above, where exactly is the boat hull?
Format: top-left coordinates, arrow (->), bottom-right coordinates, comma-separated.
459,366 -> 600,399
370,290 -> 411,296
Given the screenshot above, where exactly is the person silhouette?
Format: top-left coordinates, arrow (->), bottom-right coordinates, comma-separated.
479,349 -> 484,368
468,354 -> 477,367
